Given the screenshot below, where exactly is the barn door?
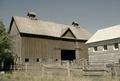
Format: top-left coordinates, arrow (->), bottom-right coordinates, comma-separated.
61,50 -> 76,61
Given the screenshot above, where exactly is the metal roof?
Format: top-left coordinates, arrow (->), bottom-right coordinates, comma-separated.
86,25 -> 120,44
12,16 -> 91,40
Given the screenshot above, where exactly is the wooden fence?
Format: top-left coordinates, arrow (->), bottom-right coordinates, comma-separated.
1,59 -> 120,76
11,61 -> 84,79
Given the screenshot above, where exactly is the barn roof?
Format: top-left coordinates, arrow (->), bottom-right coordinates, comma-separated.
10,16 -> 91,40
86,25 -> 120,44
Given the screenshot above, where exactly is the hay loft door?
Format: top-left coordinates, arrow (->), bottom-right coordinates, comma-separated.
61,50 -> 76,61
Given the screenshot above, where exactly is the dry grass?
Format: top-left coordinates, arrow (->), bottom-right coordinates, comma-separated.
0,71 -> 120,81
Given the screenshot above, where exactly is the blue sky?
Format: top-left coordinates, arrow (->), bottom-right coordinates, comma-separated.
0,0 -> 120,33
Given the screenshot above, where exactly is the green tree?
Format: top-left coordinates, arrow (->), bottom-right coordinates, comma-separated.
0,20 -> 14,71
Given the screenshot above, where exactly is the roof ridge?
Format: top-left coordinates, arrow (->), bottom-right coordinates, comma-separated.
13,16 -> 79,28
98,24 -> 120,31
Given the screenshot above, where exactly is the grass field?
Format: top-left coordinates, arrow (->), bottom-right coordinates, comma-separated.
0,71 -> 120,81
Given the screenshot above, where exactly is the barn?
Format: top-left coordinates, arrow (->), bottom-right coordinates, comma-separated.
86,25 -> 120,66
9,12 -> 91,66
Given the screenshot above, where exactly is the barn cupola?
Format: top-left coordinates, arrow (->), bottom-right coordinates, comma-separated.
72,21 -> 79,27
27,12 -> 37,20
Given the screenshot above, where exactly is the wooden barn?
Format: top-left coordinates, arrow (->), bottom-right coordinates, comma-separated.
8,12 -> 91,65
86,25 -> 120,66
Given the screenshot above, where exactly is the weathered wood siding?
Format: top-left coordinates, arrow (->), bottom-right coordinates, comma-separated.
9,21 -> 88,65
9,21 -> 22,63
87,38 -> 120,65
21,36 -> 88,64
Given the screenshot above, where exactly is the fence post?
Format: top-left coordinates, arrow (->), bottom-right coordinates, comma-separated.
25,63 -> 28,73
67,61 -> 72,81
12,65 -> 15,78
111,63 -> 115,78
41,63 -> 45,78
13,64 -> 16,73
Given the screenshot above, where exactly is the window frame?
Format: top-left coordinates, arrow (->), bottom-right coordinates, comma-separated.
25,58 -> 29,62
94,46 -> 98,51
114,43 -> 119,50
36,58 -> 39,62
103,45 -> 107,51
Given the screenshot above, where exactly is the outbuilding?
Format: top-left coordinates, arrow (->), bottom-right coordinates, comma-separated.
9,12 -> 91,65
86,25 -> 120,66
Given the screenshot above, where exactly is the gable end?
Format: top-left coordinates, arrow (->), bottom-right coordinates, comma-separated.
8,17 -> 20,34
61,28 -> 76,38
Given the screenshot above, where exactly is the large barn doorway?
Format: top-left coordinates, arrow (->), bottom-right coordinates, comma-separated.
61,50 -> 76,61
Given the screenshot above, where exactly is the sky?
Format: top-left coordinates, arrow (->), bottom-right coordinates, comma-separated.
0,0 -> 120,33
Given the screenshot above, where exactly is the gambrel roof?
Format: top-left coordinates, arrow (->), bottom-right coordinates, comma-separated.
9,16 -> 91,40
86,25 -> 120,44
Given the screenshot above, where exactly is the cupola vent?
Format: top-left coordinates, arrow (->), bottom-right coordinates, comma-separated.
72,21 -> 79,27
27,12 -> 37,20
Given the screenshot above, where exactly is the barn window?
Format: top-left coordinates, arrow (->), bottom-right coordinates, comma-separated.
94,46 -> 97,51
36,58 -> 39,62
103,45 -> 107,50
114,43 -> 119,49
55,59 -> 58,61
25,58 -> 29,62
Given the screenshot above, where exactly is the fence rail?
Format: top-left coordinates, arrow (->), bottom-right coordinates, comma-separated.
1,60 -> 120,76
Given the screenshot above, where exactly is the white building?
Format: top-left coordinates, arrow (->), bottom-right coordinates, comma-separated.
86,25 -> 120,65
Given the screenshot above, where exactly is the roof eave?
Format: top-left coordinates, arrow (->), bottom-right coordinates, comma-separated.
8,17 -> 14,33
20,32 -> 87,42
8,16 -> 21,34
86,37 -> 120,45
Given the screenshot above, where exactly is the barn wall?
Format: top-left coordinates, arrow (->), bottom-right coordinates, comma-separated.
21,37 -> 88,64
78,42 -> 88,59
9,21 -> 22,63
87,39 -> 120,65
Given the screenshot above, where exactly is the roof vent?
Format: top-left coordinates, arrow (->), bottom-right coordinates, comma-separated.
72,21 -> 79,27
27,12 -> 37,20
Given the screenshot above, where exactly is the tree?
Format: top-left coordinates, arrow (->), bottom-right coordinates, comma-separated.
0,20 -> 14,71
